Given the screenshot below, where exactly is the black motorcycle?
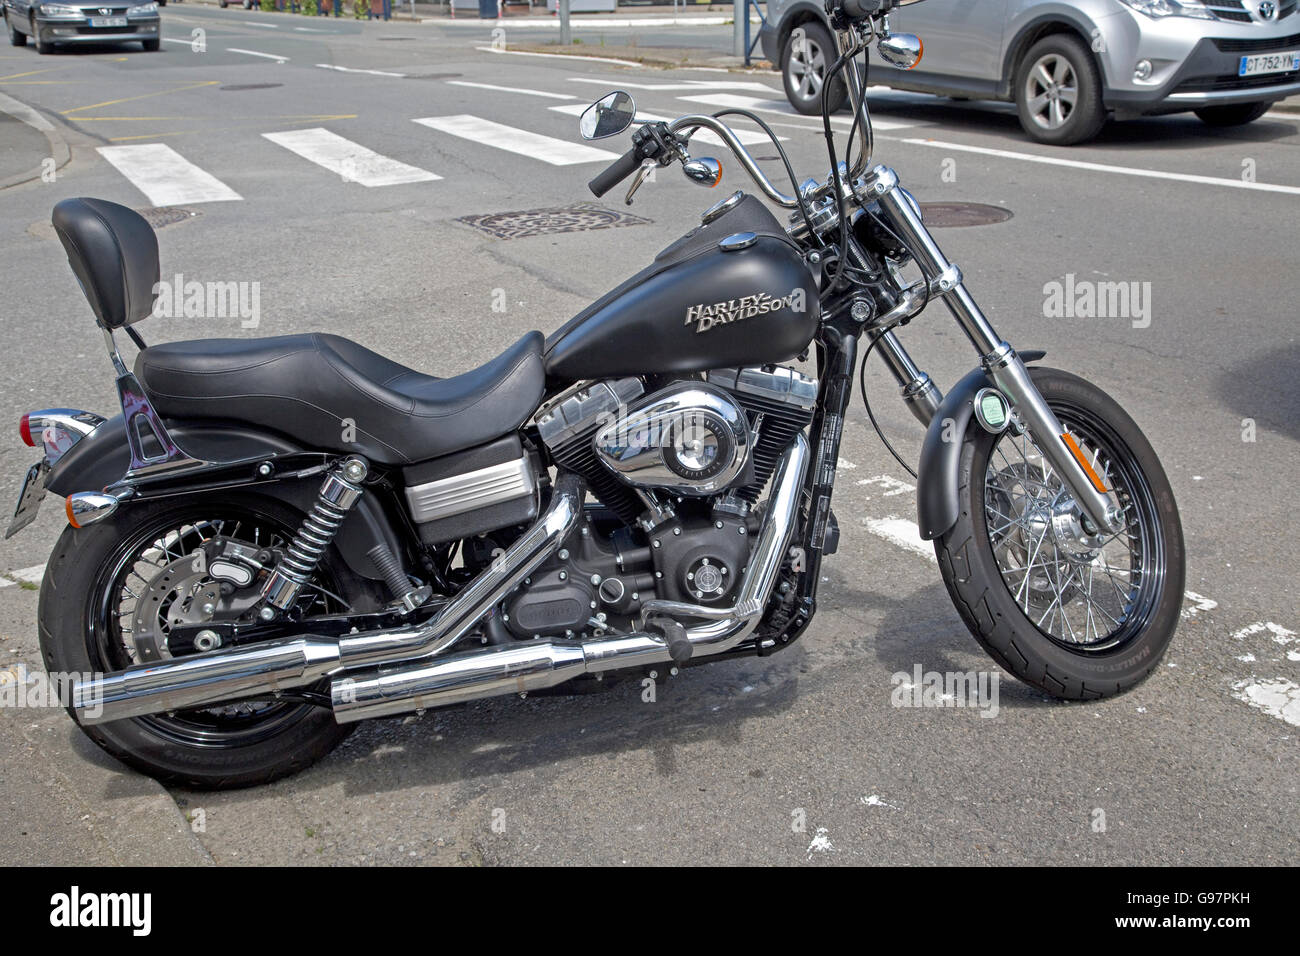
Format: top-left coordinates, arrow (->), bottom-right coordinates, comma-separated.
8,0 -> 1183,788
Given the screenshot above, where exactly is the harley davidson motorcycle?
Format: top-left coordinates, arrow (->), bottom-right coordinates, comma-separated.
8,0 -> 1183,788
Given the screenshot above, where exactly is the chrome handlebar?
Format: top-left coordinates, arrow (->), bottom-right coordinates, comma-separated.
666,114 -> 799,209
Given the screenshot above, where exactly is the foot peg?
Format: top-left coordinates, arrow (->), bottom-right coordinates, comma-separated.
647,617 -> 693,665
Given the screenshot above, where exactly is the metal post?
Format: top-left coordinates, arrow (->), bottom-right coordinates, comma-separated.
732,0 -> 744,56
559,0 -> 570,45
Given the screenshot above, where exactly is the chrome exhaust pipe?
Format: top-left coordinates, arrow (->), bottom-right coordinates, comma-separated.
330,435 -> 809,724
73,475 -> 585,725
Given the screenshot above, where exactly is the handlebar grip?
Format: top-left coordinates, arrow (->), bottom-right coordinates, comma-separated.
588,147 -> 643,198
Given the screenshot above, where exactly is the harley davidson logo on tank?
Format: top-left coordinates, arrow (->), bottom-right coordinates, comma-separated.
684,287 -> 806,334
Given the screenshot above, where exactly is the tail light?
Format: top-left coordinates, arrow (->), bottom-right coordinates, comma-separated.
19,414 -> 34,447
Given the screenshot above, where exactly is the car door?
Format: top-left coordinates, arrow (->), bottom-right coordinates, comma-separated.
874,0 -> 1009,92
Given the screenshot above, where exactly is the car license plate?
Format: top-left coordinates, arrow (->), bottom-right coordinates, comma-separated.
1238,51 -> 1300,76
5,460 -> 49,540
89,15 -> 129,26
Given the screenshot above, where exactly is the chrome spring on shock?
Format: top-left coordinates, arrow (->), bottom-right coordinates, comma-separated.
260,457 -> 368,614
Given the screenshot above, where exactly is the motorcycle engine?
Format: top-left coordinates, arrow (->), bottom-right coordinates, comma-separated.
504,365 -> 816,641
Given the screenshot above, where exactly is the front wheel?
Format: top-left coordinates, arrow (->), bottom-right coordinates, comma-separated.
38,494 -> 364,788
936,368 -> 1184,699
1014,34 -> 1106,145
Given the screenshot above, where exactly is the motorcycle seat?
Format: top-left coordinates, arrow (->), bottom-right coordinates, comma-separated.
135,331 -> 545,466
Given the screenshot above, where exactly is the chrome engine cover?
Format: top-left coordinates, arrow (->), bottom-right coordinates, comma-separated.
593,382 -> 750,496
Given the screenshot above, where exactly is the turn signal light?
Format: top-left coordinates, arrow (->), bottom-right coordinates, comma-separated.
19,414 -> 33,447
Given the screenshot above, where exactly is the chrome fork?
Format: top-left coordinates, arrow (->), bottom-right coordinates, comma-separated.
862,166 -> 1123,535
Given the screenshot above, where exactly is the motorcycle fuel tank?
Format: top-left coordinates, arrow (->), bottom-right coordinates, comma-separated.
544,200 -> 820,383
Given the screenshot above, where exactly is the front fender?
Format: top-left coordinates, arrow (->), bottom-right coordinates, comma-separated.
916,350 -> 1044,541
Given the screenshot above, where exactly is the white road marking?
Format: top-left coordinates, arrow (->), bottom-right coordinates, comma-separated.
413,115 -> 618,166
1231,678 -> 1300,727
677,92 -> 918,130
446,15 -> 749,27
568,77 -> 781,94
96,144 -> 242,205
855,474 -> 916,497
226,48 -> 288,63
1181,591 -> 1218,619
262,128 -> 441,187
863,516 -> 935,563
316,64 -> 405,77
897,137 -> 1300,196
243,21 -> 279,28
547,103 -> 783,146
475,47 -> 643,68
1,564 -> 46,587
450,81 -> 576,100
293,26 -> 333,32
1231,621 -> 1296,645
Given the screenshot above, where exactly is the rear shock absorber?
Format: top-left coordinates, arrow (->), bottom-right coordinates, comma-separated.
259,456 -> 368,618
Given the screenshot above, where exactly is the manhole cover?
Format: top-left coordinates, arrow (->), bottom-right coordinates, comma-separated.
458,203 -> 651,240
220,83 -> 283,91
139,206 -> 198,229
918,202 -> 1012,228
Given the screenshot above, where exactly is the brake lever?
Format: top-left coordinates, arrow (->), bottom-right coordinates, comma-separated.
624,161 -> 656,206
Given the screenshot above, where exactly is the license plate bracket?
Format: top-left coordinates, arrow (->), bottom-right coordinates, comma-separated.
5,460 -> 50,540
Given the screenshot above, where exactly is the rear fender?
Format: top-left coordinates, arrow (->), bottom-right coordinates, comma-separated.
45,415 -> 403,584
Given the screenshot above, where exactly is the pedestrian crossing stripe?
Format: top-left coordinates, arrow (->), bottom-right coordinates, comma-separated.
95,144 -> 242,206
413,115 -> 619,166
547,104 -> 784,147
262,128 -> 441,187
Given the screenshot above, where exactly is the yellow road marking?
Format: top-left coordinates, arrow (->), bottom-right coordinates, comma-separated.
0,68 -> 61,81
60,79 -> 220,115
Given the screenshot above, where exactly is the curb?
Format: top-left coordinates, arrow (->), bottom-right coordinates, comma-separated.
0,92 -> 72,192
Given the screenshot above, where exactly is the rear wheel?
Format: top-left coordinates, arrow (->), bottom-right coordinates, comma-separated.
936,368 -> 1184,699
1014,34 -> 1106,145
1194,101 -> 1271,127
39,494 -> 363,789
782,20 -> 847,116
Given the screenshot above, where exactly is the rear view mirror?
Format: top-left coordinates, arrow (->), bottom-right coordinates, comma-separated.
580,91 -> 636,141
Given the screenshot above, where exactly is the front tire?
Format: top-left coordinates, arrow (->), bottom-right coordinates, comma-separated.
6,11 -> 27,46
782,20 -> 847,116
30,14 -> 52,54
142,38 -> 160,51
936,368 -> 1184,699
1014,34 -> 1106,145
39,494 -> 361,789
1194,101 -> 1271,127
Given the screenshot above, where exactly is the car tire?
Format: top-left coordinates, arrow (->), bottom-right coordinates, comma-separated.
1194,101 -> 1271,127
218,0 -> 228,6
1014,34 -> 1106,146
242,0 -> 253,7
6,12 -> 27,46
30,14 -> 51,54
782,19 -> 847,116
142,37 -> 159,50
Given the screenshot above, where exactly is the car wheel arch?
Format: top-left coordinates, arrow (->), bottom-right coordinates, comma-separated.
1002,16 -> 1107,101
777,5 -> 830,59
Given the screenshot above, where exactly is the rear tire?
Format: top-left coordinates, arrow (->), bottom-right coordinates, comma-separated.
38,494 -> 361,789
1014,34 -> 1106,145
1194,101 -> 1271,127
936,368 -> 1184,699
782,20 -> 847,116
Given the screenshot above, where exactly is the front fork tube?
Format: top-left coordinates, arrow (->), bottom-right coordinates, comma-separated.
865,165 -> 1124,535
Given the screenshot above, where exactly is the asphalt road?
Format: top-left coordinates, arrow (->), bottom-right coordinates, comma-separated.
0,6 -> 1296,866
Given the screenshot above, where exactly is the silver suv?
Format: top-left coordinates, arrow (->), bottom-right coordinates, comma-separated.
760,0 -> 1300,144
